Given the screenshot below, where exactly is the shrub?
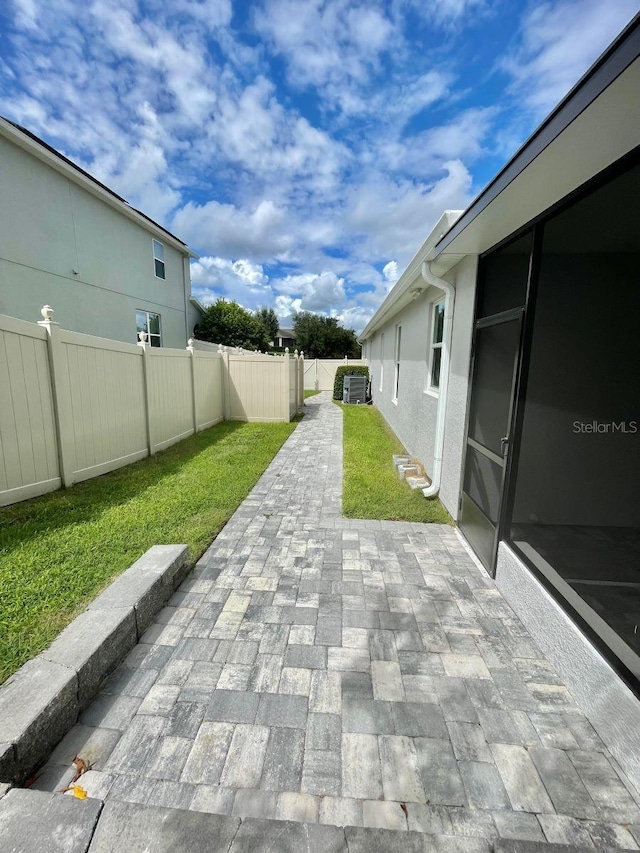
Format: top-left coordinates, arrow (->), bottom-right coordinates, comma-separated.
333,365 -> 369,400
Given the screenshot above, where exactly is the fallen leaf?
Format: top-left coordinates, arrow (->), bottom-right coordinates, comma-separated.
400,803 -> 408,817
72,785 -> 88,800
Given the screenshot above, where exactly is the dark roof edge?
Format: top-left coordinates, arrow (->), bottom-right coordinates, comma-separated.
2,118 -> 189,249
434,12 -> 640,255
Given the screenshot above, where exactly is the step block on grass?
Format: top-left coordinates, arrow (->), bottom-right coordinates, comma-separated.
406,476 -> 430,490
397,464 -> 420,480
87,545 -> 188,636
41,608 -> 137,708
0,545 -> 189,784
392,454 -> 410,466
0,660 -> 78,783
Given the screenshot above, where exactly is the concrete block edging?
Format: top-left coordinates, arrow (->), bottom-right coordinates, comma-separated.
0,544 -> 189,785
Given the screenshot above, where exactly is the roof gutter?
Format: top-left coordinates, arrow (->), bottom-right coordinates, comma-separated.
420,260 -> 455,499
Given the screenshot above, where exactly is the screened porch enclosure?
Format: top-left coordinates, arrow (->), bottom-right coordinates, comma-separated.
460,154 -> 640,691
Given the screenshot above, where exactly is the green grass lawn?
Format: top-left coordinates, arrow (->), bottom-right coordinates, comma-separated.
304,389 -> 321,398
340,403 -> 452,524
0,420 -> 297,683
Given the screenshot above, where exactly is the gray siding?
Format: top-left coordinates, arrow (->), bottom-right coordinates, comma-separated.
0,136 -> 191,348
367,254 -> 477,520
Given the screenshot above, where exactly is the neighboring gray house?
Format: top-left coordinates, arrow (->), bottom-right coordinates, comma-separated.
275,327 -> 297,349
0,117 -> 202,348
361,16 -> 640,788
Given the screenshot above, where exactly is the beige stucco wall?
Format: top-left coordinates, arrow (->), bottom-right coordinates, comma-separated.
0,136 -> 193,348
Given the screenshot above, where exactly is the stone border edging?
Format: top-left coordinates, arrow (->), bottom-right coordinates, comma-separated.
0,545 -> 189,784
1,788 -> 634,853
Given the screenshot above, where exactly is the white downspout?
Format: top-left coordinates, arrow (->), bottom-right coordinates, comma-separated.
421,260 -> 455,499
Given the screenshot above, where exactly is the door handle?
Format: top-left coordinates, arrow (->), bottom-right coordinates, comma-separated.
500,436 -> 509,456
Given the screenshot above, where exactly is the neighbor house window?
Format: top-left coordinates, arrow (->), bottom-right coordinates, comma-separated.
379,333 -> 385,392
136,310 -> 162,347
428,300 -> 445,392
393,325 -> 402,403
152,239 -> 165,279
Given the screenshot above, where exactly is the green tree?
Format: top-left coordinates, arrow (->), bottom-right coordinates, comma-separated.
255,307 -> 279,345
293,312 -> 361,359
194,299 -> 270,350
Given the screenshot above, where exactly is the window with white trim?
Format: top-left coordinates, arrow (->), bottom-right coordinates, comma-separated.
393,324 -> 402,403
136,310 -> 162,347
152,239 -> 166,279
379,333 -> 385,392
428,299 -> 445,392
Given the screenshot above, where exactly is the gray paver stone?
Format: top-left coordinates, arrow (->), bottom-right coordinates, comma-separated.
393,701 -> 447,738
88,799 -> 239,852
285,645 -> 327,670
220,724 -> 269,788
342,697 -> 394,735
302,749 -> 341,796
232,789 -> 277,820
256,693 -> 308,728
344,826 -> 426,853
414,736 -> 466,806
493,843 -> 615,853
261,727 -> 305,791
459,760 -> 511,810
103,715 -> 165,775
48,724 -> 121,772
205,690 -> 260,724
230,817 -> 346,853
0,788 -> 101,853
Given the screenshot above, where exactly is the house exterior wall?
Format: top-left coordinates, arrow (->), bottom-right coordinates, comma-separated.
366,254 -> 477,520
368,287 -> 439,479
0,136 -> 193,348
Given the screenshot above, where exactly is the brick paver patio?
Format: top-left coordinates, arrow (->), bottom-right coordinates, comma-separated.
32,393 -> 640,849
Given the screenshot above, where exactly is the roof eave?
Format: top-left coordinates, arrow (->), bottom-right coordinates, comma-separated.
0,116 -> 193,256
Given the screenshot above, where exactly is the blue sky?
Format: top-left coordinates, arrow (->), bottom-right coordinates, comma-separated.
1,0 -> 638,331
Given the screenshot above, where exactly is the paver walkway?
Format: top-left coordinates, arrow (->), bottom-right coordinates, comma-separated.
31,393 -> 640,849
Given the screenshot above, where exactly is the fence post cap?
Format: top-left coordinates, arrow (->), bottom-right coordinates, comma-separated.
294,349 -> 298,358
285,347 -> 289,354
218,344 -> 224,353
300,351 -> 304,358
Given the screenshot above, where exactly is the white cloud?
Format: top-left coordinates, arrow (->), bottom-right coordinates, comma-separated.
383,261 -> 399,282
344,159 -> 473,264
370,106 -> 497,178
501,0 -> 640,114
271,271 -> 346,313
173,199 -> 295,260
205,75 -> 346,196
191,257 -> 271,307
254,0 -> 397,115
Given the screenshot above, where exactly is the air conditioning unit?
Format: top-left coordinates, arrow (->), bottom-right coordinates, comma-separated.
343,375 -> 367,404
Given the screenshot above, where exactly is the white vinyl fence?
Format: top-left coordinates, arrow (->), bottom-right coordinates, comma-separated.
0,308 -> 304,506
303,358 -> 367,391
